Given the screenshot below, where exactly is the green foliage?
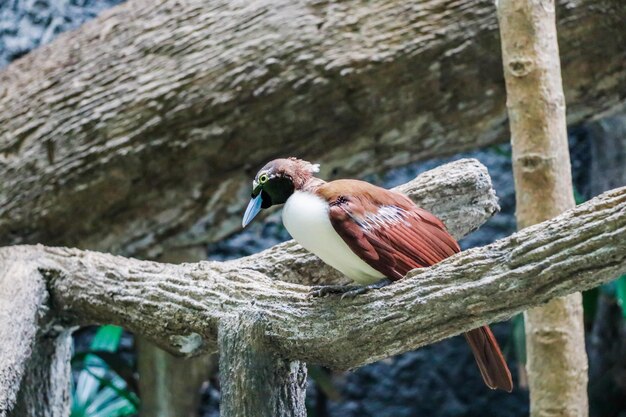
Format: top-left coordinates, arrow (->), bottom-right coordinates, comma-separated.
511,314 -> 526,366
616,275 -> 626,318
71,326 -> 138,417
601,275 -> 626,318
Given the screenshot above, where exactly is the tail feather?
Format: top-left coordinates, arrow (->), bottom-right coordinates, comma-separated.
464,326 -> 513,392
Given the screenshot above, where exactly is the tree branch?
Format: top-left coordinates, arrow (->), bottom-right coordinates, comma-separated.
219,313 -> 307,417
1,0 -> 624,258
1,187 -> 621,376
0,158 -> 496,414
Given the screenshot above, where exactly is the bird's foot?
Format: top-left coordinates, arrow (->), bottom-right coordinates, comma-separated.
308,284 -> 362,298
308,279 -> 393,299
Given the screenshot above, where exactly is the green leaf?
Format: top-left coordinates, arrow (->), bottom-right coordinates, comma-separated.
615,275 -> 626,318
512,314 -> 526,365
71,326 -> 137,417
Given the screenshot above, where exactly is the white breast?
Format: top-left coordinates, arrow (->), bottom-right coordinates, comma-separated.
282,191 -> 385,284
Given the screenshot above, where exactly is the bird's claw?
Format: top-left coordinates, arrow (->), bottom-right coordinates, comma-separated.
308,279 -> 393,299
308,284 -> 362,298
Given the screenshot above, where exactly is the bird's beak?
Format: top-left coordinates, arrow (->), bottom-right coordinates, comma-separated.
242,194 -> 263,228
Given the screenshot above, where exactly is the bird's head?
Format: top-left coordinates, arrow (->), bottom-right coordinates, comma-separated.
241,157 -> 320,228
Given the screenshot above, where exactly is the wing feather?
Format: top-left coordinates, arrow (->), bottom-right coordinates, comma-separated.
320,181 -> 513,391
324,185 -> 460,280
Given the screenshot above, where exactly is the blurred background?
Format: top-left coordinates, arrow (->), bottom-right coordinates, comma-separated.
1,1 -> 624,416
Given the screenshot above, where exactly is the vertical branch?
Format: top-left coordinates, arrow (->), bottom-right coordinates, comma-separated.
0,255 -> 71,417
218,313 -> 307,417
137,338 -> 216,417
11,331 -> 72,417
497,1 -> 588,416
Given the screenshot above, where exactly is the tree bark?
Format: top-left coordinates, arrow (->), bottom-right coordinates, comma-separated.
0,185 -> 624,414
0,248 -> 72,417
137,249 -> 216,417
0,158 -> 495,414
218,314 -> 307,417
137,337 -> 215,417
1,0 -> 625,259
497,1 -> 588,416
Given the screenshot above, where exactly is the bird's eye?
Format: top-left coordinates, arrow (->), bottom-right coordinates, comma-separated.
258,173 -> 269,184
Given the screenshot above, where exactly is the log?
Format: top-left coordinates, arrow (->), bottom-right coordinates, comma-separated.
1,0 -> 624,258
0,158 -> 496,414
0,186 -> 622,369
1,185 -> 624,415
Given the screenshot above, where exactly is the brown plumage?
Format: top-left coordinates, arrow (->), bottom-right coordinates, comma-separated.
244,158 -> 513,392
317,180 -> 512,392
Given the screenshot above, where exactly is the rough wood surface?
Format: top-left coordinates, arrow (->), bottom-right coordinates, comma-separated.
0,186 -> 621,377
0,249 -> 71,417
497,1 -> 588,415
219,314 -> 307,417
0,159 -> 495,415
1,0 -> 624,259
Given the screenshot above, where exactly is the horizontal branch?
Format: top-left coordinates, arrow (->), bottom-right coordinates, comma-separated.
2,187 -> 622,373
0,159 -> 495,413
1,0 -> 624,258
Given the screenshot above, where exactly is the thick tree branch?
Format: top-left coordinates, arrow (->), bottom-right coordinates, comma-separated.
0,0 -> 624,258
0,159 -> 495,414
0,187 -> 622,380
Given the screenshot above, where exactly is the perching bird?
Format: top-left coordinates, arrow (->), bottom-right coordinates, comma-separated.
241,157 -> 513,392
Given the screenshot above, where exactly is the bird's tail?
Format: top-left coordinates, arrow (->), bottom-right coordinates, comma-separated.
464,326 -> 513,392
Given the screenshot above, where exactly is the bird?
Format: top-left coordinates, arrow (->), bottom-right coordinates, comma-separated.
241,157 -> 513,392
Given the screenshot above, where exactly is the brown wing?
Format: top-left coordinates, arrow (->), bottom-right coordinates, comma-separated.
321,180 -> 459,280
320,180 -> 513,392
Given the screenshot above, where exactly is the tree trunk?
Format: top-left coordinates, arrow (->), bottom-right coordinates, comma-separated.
0,249 -> 72,417
1,0 -> 625,259
218,314 -> 307,417
137,338 -> 215,417
11,331 -> 72,417
497,1 -> 588,416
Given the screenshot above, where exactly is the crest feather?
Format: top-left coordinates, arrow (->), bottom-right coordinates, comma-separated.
287,157 -> 320,173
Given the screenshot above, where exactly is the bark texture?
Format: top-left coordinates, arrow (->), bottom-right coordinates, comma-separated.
0,185 -> 624,415
137,337 -> 214,417
219,314 -> 307,417
0,159 -> 495,415
1,0 -> 625,259
0,248 -> 71,417
497,1 -> 588,416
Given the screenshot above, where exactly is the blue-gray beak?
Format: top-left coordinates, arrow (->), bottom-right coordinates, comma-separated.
242,194 -> 263,228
